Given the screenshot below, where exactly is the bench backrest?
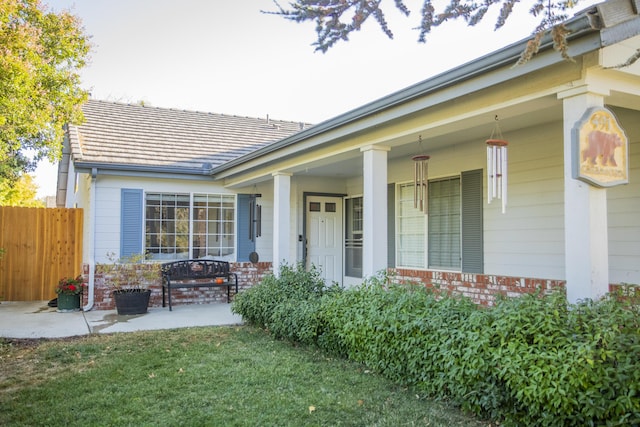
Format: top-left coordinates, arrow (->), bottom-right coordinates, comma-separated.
161,259 -> 230,280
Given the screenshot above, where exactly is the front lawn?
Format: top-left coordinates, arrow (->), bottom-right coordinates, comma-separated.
0,326 -> 485,426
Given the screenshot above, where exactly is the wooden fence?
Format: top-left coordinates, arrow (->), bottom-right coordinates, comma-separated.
0,207 -> 83,301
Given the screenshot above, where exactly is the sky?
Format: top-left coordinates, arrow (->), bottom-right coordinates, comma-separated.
34,0 -> 602,198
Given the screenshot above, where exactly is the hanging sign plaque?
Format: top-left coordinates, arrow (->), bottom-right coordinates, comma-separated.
573,107 -> 628,187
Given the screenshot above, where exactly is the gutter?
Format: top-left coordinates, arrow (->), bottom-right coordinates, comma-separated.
74,162 -> 214,176
210,7 -> 602,176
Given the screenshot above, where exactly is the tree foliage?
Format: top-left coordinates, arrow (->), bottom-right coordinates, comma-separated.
0,174 -> 44,206
267,0 -> 585,62
0,0 -> 90,182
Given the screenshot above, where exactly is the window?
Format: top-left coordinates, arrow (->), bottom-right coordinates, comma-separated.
192,194 -> 235,258
396,183 -> 425,268
145,193 -> 190,259
394,169 -> 483,272
345,196 -> 363,277
144,193 -> 235,260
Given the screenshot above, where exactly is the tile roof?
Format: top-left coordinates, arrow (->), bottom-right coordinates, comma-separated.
68,99 -> 312,170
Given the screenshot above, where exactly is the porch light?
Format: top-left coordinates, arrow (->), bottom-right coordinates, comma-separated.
412,135 -> 430,214
486,116 -> 508,213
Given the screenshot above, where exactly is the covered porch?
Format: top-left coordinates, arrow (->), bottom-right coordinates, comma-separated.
214,4 -> 640,303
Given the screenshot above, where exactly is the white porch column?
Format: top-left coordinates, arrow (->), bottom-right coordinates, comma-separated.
272,172 -> 292,274
361,145 -> 390,278
559,86 -> 609,303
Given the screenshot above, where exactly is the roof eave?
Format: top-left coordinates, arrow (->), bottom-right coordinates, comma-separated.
74,162 -> 214,179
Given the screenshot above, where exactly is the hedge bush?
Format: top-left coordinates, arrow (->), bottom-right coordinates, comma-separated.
231,263 -> 339,343
233,269 -> 640,426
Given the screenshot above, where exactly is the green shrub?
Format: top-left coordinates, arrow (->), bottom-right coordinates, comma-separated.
485,291 -> 640,426
269,298 -> 322,345
314,280 -> 386,357
316,277 -> 501,415
235,269 -> 640,426
232,263 -> 339,343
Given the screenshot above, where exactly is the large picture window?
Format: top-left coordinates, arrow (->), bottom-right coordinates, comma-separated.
145,193 -> 235,260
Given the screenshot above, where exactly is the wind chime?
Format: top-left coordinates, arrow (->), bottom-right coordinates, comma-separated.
486,116 -> 508,213
412,135 -> 430,214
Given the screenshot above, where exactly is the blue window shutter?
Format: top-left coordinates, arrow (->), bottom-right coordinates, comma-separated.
461,170 -> 483,273
236,194 -> 255,262
120,189 -> 143,258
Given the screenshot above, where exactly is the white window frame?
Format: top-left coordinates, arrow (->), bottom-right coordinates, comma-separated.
144,192 -> 236,261
395,175 -> 463,271
395,182 -> 426,268
344,195 -> 363,278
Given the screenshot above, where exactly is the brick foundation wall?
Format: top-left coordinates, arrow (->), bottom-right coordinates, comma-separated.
82,262 -> 631,310
389,268 -> 566,306
86,262 -> 273,311
609,283 -> 640,303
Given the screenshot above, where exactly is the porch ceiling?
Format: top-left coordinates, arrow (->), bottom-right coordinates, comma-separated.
290,95 -> 565,178
286,75 -> 640,179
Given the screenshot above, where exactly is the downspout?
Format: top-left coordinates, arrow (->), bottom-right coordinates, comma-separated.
83,168 -> 97,311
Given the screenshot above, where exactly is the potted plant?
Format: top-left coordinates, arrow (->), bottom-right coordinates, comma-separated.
102,252 -> 158,315
55,275 -> 85,312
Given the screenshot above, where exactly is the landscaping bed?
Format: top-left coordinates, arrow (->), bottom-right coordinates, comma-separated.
233,264 -> 640,426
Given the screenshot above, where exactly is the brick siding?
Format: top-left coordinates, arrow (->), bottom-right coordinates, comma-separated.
86,262 -> 273,311
388,268 -> 566,306
388,269 -> 636,305
81,262 -> 631,310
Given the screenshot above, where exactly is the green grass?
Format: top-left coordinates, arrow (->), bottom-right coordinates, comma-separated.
0,326 -> 486,427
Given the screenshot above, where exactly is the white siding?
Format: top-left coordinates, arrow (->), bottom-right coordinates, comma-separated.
387,111 -> 640,284
76,174 -> 92,262
607,107 -> 640,284
388,122 -> 566,279
94,182 -> 121,261
91,176 -> 233,263
484,122 -> 565,279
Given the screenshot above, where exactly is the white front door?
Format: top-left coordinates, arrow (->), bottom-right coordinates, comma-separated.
306,196 -> 343,285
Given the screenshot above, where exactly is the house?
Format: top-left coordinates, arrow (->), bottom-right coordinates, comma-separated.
57,101 -> 309,309
59,0 -> 640,310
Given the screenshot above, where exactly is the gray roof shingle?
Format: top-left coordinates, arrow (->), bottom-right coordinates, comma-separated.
68,99 -> 311,171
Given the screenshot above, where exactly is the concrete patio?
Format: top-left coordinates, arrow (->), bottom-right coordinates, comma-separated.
0,301 -> 243,339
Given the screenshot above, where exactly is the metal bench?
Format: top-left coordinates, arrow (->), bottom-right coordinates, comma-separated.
161,259 -> 238,311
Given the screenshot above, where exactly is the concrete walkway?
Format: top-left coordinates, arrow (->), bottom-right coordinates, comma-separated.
0,301 -> 244,339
